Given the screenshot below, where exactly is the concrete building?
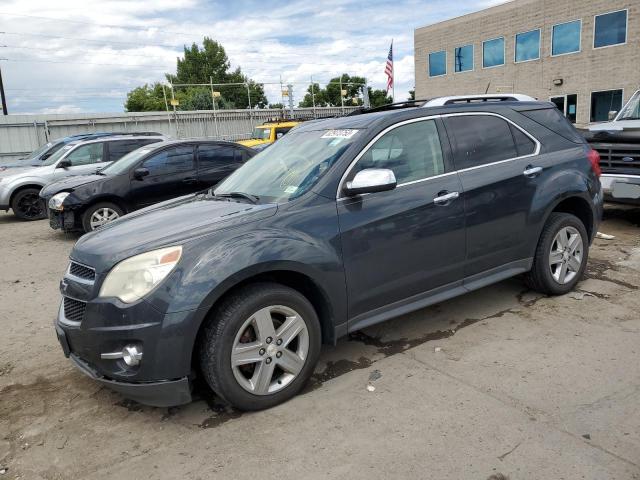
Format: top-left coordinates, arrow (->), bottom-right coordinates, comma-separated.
414,0 -> 639,126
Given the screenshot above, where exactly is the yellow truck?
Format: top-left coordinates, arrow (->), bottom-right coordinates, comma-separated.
238,121 -> 299,148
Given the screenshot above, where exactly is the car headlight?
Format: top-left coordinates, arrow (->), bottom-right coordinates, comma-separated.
49,192 -> 70,211
98,246 -> 182,303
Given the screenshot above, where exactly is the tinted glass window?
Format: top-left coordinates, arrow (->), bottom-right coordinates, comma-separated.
107,140 -> 157,162
521,107 -> 584,143
428,51 -> 447,77
198,145 -> 236,168
515,29 -> 540,62
445,115 -> 517,170
483,38 -> 504,68
509,124 -> 536,156
142,145 -> 194,176
552,20 -> 581,55
594,10 -> 627,48
65,143 -> 104,166
454,44 -> 473,72
353,120 -> 445,184
590,90 -> 623,122
275,128 -> 291,139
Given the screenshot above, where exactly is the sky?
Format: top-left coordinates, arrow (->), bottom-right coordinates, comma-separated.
0,0 -> 506,114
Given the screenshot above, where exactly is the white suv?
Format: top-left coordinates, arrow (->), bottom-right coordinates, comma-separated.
0,134 -> 165,219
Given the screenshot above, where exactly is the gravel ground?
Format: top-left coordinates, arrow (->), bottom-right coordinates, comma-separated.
0,206 -> 639,480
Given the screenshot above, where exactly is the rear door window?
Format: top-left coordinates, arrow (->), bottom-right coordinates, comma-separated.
509,124 -> 536,156
107,140 -> 157,162
444,115 -> 517,170
198,145 -> 237,169
141,145 -> 194,176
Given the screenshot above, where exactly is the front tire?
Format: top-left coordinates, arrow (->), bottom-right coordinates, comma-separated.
524,212 -> 589,295
11,188 -> 46,220
81,202 -> 124,232
199,282 -> 321,411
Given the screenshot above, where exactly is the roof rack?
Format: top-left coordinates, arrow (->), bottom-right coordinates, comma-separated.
347,99 -> 431,116
423,94 -> 536,107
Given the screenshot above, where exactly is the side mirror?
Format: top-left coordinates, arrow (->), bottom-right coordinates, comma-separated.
608,111 -> 618,121
344,168 -> 397,196
57,159 -> 71,169
133,167 -> 150,180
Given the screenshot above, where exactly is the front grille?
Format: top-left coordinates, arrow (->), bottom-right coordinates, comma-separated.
69,262 -> 95,281
591,142 -> 640,175
64,297 -> 86,323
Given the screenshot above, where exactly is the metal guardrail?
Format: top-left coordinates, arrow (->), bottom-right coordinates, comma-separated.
0,107 -> 359,161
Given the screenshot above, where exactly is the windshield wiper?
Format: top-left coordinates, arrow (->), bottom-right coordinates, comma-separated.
216,192 -> 259,204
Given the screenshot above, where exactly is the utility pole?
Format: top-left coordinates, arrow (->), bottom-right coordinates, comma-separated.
0,65 -> 8,115
310,76 -> 316,119
287,84 -> 294,119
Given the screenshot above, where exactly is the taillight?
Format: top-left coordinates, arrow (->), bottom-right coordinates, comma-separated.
587,149 -> 601,177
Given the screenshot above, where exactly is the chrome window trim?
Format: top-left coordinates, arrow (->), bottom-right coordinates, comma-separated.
336,112 -> 541,200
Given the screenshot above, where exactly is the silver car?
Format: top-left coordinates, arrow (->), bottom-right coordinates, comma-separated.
0,134 -> 166,219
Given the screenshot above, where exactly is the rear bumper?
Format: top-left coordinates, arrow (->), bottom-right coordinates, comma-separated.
600,174 -> 640,204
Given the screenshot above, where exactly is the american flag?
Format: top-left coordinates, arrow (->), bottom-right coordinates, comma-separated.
384,41 -> 394,93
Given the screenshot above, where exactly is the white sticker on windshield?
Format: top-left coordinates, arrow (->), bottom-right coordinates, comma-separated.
321,129 -> 359,139
284,185 -> 298,194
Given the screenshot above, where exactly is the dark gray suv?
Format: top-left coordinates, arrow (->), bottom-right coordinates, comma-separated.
54,96 -> 603,410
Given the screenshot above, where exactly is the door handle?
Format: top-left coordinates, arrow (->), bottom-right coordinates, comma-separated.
433,191 -> 460,205
523,166 -> 543,177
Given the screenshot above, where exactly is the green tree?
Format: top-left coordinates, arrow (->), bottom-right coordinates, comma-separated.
126,37 -> 267,112
367,88 -> 393,108
408,89 -> 415,101
297,74 -> 368,107
124,83 -> 166,112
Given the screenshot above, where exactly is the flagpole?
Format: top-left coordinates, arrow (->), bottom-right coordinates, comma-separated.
391,39 -> 395,103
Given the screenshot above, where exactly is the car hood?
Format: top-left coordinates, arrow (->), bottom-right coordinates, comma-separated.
589,120 -> 640,132
40,174 -> 108,199
0,165 -> 40,179
237,139 -> 269,147
70,194 -> 278,272
0,159 -> 40,169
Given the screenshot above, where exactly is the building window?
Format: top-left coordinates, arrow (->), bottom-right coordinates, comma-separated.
515,29 -> 541,62
550,94 -> 578,123
454,44 -> 474,72
594,10 -> 627,48
428,51 -> 447,77
552,20 -> 581,56
483,37 -> 504,68
591,90 -> 623,122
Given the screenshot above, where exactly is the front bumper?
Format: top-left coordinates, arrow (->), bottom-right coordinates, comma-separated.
55,290 -> 201,406
61,334 -> 191,407
48,208 -> 81,232
600,174 -> 640,204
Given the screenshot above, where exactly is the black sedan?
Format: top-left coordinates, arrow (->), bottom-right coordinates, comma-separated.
40,140 -> 256,233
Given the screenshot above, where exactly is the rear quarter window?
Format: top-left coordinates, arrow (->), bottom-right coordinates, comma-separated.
520,107 -> 584,144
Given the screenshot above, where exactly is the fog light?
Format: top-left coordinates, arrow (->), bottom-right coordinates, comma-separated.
122,345 -> 142,366
101,344 -> 143,366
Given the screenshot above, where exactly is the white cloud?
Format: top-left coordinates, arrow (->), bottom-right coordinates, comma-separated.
0,0 -> 494,113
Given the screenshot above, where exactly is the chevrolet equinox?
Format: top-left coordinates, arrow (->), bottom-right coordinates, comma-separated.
54,96 -> 603,410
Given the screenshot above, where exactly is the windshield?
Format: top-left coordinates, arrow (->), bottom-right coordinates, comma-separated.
26,141 -> 58,161
99,145 -> 157,175
41,143 -> 75,166
251,127 -> 271,140
617,91 -> 640,121
215,128 -> 359,203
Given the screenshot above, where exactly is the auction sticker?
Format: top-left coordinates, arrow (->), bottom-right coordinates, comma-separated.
321,129 -> 359,139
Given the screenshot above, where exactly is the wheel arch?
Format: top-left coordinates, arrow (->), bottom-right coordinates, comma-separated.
9,183 -> 45,205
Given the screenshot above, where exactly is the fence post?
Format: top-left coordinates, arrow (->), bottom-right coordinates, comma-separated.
210,76 -> 220,139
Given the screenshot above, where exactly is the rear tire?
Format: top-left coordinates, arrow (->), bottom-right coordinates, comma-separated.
198,282 -> 321,411
81,202 -> 124,232
524,212 -> 589,295
11,188 -> 46,220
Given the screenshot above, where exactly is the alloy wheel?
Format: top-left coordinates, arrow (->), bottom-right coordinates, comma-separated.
89,208 -> 120,230
548,226 -> 583,285
17,193 -> 45,219
231,305 -> 309,395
